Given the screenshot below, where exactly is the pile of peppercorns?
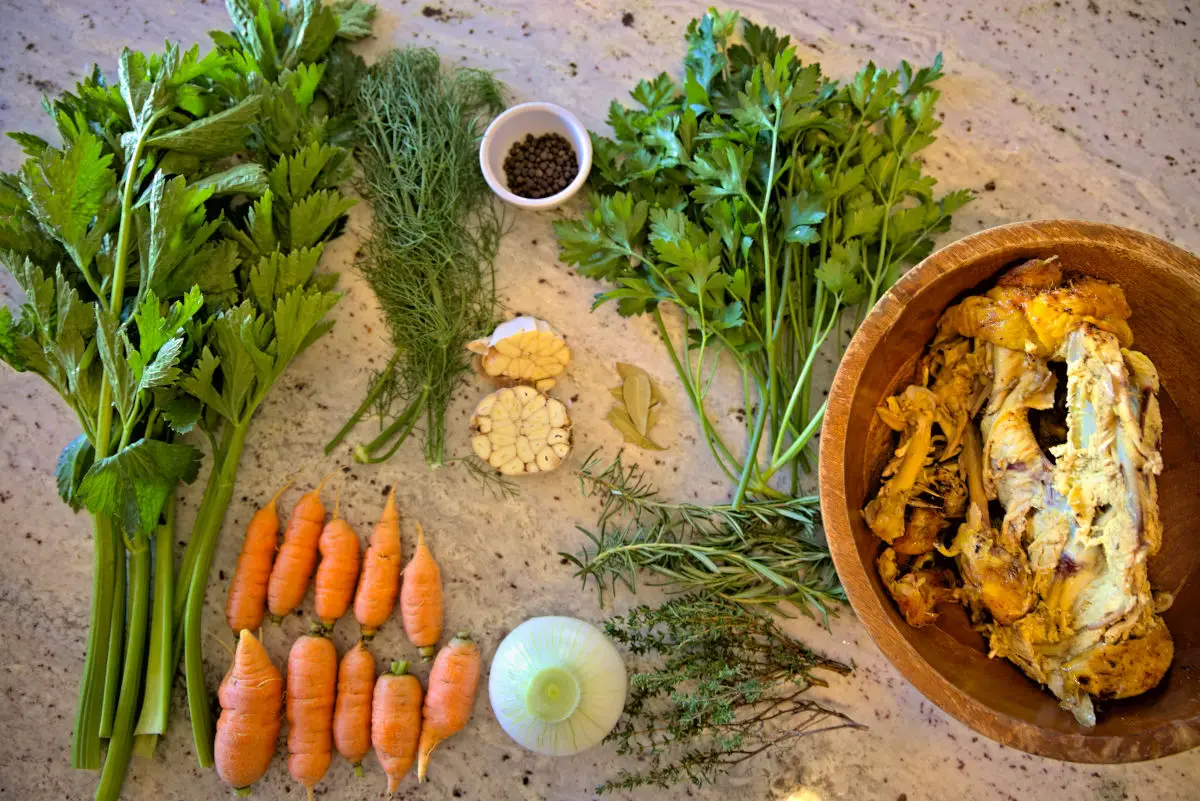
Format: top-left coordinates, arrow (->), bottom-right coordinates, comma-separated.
502,133 -> 578,199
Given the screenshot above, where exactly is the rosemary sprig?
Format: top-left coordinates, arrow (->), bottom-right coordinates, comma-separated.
599,595 -> 861,793
565,452 -> 844,618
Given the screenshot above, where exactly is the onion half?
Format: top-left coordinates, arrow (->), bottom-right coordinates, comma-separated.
488,616 -> 627,756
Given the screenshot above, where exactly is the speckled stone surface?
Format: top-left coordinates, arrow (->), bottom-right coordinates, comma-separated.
1,1 -> 1198,800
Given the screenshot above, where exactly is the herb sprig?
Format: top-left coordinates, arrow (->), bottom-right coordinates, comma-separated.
567,452 -> 844,618
599,595 -> 860,793
324,48 -> 506,466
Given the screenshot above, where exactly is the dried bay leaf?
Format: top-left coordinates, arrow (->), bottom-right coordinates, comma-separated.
608,406 -> 665,450
624,372 -> 652,434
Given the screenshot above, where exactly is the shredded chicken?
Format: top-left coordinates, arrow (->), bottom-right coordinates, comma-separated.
865,258 -> 1172,726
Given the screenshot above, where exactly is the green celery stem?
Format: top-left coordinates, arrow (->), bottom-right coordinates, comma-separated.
71,515 -> 116,769
173,450 -> 226,628
81,125 -> 152,762
185,420 -> 251,768
135,498 -> 176,738
94,542 -> 151,801
98,546 -> 126,739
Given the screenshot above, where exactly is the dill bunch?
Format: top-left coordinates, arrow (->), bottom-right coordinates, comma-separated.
598,595 -> 860,793
327,48 -> 506,465
565,452 -> 845,618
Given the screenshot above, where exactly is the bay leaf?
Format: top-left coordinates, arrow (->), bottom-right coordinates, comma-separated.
624,372 -> 652,434
616,361 -> 666,405
607,406 -> 665,450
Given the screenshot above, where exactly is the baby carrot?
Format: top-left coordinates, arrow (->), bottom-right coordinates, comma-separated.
314,490 -> 361,628
268,473 -> 334,620
332,640 -> 375,775
226,481 -> 291,633
372,660 -> 423,794
354,485 -> 402,638
416,633 -> 480,782
287,633 -> 337,800
215,630 -> 283,795
400,522 -> 443,660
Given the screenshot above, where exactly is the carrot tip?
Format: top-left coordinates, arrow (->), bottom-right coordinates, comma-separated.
390,660 -> 410,675
418,645 -> 436,661
233,787 -> 252,797
352,763 -> 364,778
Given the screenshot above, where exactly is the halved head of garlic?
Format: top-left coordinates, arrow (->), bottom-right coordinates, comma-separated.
470,386 -> 571,475
467,316 -> 570,392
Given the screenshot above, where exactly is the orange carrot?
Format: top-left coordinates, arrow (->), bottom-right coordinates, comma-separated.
354,485 -> 402,638
215,630 -> 283,794
314,490 -> 361,628
332,640 -> 375,775
226,481 -> 291,632
268,474 -> 334,620
416,633 -> 480,782
287,633 -> 337,799
371,660 -> 423,794
400,522 -> 443,660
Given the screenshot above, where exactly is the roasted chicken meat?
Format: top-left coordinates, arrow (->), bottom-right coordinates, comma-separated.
864,258 -> 1172,725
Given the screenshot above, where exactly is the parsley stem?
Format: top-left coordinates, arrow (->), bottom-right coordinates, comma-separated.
653,309 -> 741,485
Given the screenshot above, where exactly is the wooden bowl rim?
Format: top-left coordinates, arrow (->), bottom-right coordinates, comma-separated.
819,219 -> 1200,763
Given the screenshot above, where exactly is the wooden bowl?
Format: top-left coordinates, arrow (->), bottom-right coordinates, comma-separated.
820,220 -> 1200,763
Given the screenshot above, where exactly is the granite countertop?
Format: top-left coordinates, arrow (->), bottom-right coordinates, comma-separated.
1,1 -> 1197,800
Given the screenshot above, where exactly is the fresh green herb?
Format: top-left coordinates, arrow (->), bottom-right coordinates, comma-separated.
599,595 -> 859,793
555,9 -> 971,504
0,1 -> 372,795
567,452 -> 844,618
324,48 -> 506,466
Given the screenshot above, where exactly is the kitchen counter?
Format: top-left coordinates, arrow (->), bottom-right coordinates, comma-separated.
1,1 -> 1197,799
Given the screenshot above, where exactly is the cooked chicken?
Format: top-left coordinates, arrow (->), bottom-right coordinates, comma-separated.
865,386 -> 938,544
865,261 -> 1172,726
878,548 -> 959,627
937,257 -> 1134,358
948,423 -> 1034,625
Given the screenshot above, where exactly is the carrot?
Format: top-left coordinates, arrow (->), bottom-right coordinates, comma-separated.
314,490 -> 361,628
215,630 -> 283,795
416,633 -> 480,782
225,481 -> 291,633
286,633 -> 337,799
371,660 -> 423,794
332,640 -> 375,775
268,473 -> 334,620
354,485 -> 402,638
400,521 -> 443,660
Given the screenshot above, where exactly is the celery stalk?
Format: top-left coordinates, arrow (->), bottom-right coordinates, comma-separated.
184,420 -> 251,767
134,498 -> 176,745
94,541 -> 151,801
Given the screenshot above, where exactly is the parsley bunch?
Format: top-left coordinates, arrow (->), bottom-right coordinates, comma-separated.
555,9 -> 971,503
0,2 -> 374,797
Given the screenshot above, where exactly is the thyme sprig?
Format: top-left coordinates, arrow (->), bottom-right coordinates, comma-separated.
598,595 -> 860,793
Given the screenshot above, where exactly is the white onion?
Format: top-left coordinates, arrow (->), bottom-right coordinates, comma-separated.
488,616 -> 627,756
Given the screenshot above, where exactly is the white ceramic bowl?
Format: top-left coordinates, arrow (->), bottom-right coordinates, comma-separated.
479,102 -> 592,210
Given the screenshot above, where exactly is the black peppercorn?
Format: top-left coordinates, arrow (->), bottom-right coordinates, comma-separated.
502,132 -> 579,199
